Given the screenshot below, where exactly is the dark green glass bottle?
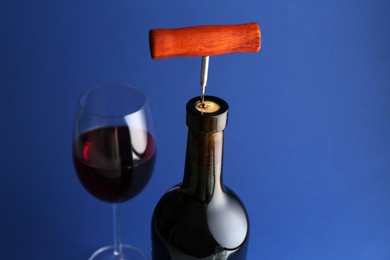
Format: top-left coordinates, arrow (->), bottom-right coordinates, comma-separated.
151,96 -> 249,260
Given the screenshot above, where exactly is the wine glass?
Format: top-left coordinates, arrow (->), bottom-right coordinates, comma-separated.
72,84 -> 156,260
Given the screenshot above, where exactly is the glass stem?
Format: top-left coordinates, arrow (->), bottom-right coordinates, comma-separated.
113,203 -> 124,259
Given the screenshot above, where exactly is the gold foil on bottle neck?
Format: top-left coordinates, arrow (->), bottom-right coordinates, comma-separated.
195,101 -> 221,113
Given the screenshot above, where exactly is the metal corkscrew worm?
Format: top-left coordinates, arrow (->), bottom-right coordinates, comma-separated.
149,22 -> 262,110
200,56 -> 209,107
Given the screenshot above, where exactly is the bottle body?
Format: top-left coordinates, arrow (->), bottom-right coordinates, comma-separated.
152,185 -> 249,260
151,96 -> 249,260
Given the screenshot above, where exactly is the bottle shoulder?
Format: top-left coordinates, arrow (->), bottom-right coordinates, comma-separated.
154,184 -> 245,205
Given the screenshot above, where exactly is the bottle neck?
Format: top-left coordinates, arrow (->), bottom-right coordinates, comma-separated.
181,129 -> 224,203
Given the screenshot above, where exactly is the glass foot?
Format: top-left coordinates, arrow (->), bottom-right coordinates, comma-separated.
89,244 -> 149,260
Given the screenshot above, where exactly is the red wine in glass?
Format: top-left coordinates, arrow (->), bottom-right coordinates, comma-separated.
73,126 -> 156,203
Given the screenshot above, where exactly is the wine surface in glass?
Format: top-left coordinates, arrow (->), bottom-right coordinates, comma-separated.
73,126 -> 156,203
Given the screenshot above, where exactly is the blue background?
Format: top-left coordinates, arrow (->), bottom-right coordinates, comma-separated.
1,0 -> 390,259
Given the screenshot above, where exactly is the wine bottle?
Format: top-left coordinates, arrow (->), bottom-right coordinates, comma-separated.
151,96 -> 249,260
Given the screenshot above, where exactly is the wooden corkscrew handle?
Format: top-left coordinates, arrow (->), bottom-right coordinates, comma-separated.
149,22 -> 261,59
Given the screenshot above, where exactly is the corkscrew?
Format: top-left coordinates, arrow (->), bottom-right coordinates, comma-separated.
149,22 -> 262,110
